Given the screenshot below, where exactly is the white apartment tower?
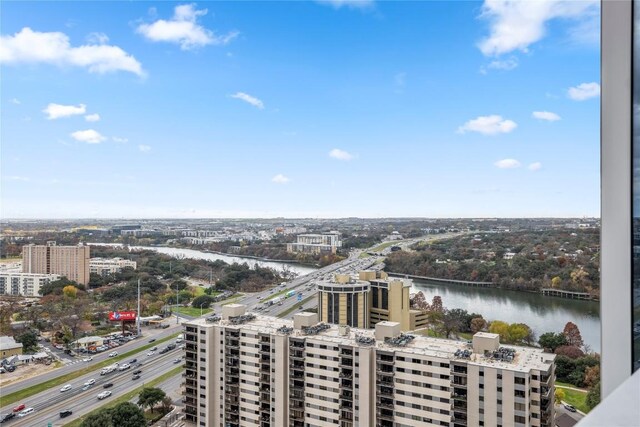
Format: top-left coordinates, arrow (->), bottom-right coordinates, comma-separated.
183,305 -> 555,427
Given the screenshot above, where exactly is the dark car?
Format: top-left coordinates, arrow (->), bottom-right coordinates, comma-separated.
133,369 -> 142,375
0,413 -> 16,423
159,348 -> 168,354
103,383 -> 113,389
59,410 -> 73,418
129,358 -> 137,364
167,343 -> 176,350
148,338 -> 156,343
161,324 -> 170,329
132,374 -> 141,380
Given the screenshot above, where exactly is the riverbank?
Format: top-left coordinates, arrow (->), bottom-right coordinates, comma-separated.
388,271 -> 598,301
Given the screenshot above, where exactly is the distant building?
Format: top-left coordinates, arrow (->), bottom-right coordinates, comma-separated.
183,307 -> 556,427
0,336 -> 23,358
503,252 -> 517,260
286,232 -> 342,254
72,335 -> 105,350
22,241 -> 90,285
276,226 -> 308,235
0,272 -> 60,297
89,257 -> 137,276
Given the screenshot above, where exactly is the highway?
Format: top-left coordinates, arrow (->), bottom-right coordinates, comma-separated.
2,342 -> 184,426
2,324 -> 183,396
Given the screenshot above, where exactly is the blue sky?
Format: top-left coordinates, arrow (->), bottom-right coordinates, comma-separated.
1,1 -> 600,218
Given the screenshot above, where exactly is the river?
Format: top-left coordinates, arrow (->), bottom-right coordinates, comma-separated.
412,279 -> 600,352
90,244 -> 600,351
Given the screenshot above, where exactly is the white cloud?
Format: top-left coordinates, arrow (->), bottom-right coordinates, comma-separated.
86,32 -> 109,45
10,98 -> 20,104
113,137 -> 128,143
0,27 -> 145,76
478,0 -> 599,56
316,0 -> 374,9
532,111 -> 561,121
43,103 -> 86,120
567,82 -> 600,101
5,175 -> 30,181
136,4 -> 239,50
329,148 -> 354,161
138,144 -> 151,152
230,92 -> 264,109
272,174 -> 290,184
481,57 -> 518,74
528,162 -> 543,171
457,115 -> 517,135
70,129 -> 107,144
84,113 -> 100,122
494,158 -> 521,169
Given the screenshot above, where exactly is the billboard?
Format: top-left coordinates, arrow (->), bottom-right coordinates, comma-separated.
109,311 -> 137,321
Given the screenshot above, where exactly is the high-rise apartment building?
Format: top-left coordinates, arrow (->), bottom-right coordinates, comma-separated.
183,305 -> 555,427
22,241 -> 90,285
317,271 -> 430,331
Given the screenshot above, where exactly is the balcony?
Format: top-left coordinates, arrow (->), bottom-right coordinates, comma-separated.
341,379 -> 353,389
290,353 -> 305,361
260,393 -> 270,403
453,402 -> 467,412
340,358 -> 354,367
377,409 -> 394,421
290,382 -> 305,391
453,412 -> 468,422
376,368 -> 394,376
377,399 -> 393,409
290,362 -> 305,370
376,358 -> 394,365
340,391 -> 353,400
290,390 -> 304,400
339,370 -> 353,379
290,411 -> 305,421
377,386 -> 393,397
290,340 -> 305,349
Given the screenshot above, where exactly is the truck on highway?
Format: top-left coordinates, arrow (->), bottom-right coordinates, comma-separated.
100,363 -> 119,376
271,296 -> 282,305
285,290 -> 295,298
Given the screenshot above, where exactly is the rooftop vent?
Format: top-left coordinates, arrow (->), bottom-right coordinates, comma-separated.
276,326 -> 294,335
228,313 -> 256,325
384,333 -> 415,347
355,334 -> 376,346
301,323 -> 331,336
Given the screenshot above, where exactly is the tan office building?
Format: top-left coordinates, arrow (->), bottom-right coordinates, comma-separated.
317,271 -> 430,331
22,242 -> 90,285
183,306 -> 555,427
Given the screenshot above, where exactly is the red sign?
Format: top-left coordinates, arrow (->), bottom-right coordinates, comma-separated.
109,311 -> 137,321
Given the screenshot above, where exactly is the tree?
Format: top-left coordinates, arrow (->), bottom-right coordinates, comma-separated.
563,322 -> 584,348
191,295 -> 214,309
430,296 -> 443,313
554,345 -> 585,359
507,323 -> 534,345
586,381 -> 601,409
410,291 -> 430,310
470,317 -> 487,333
171,279 -> 188,291
138,387 -> 167,413
160,396 -> 173,413
538,332 -> 567,352
488,320 -> 509,342
584,365 -> 600,389
80,409 -> 115,427
63,285 -> 78,298
555,388 -> 566,404
440,309 -> 466,339
110,402 -> 146,427
15,331 -> 38,353
551,276 -> 562,289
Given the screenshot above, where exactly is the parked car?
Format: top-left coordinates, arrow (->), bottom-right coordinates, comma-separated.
564,404 -> 577,412
59,409 -> 73,418
12,404 -> 25,413
0,413 -> 16,423
17,408 -> 34,418
161,324 -> 170,329
103,383 -> 113,389
97,391 -> 112,400
60,384 -> 72,392
108,351 -> 118,357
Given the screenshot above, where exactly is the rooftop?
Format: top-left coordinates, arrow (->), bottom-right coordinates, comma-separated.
186,314 -> 554,373
0,336 -> 23,351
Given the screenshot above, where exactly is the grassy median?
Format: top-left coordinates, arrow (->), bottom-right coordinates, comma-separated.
0,332 -> 180,407
277,295 -> 315,318
64,365 -> 183,427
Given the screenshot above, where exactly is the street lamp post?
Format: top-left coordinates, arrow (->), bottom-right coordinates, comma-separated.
175,281 -> 180,325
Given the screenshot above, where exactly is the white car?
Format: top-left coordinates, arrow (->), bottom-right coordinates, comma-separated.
17,408 -> 34,417
97,391 -> 112,400
118,363 -> 130,371
108,351 -> 118,357
82,356 -> 93,362
146,351 -> 155,356
84,378 -> 96,386
60,384 -> 72,392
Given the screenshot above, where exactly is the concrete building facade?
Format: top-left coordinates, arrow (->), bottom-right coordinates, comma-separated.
22,242 -> 90,285
89,257 -> 137,276
287,232 -> 342,254
183,307 -> 555,427
0,272 -> 61,297
0,336 -> 23,358
317,274 -> 371,329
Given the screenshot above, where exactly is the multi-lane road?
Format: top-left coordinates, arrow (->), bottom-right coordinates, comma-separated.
1,340 -> 184,426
